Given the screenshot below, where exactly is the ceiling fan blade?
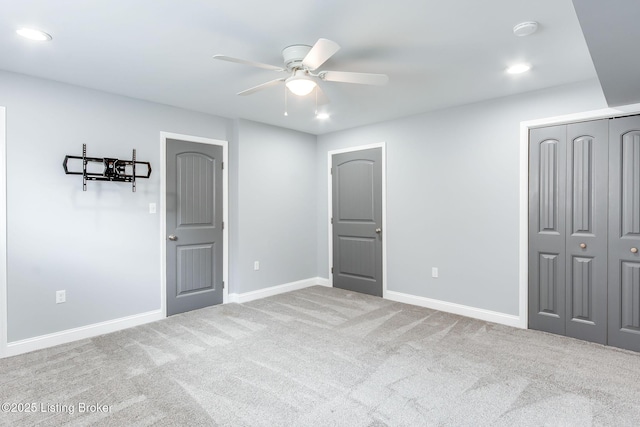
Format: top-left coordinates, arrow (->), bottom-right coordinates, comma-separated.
320,71 -> 389,86
237,78 -> 286,96
213,55 -> 285,72
302,38 -> 340,70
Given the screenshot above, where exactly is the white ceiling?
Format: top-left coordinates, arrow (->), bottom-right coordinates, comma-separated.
0,0 -> 597,135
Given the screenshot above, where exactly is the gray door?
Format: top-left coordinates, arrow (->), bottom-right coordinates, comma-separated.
529,120 -> 608,344
166,139 -> 223,316
565,120 -> 608,344
608,115 -> 640,352
529,125 -> 567,335
332,148 -> 383,297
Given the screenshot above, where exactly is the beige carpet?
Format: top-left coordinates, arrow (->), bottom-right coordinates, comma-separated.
1,285 -> 640,426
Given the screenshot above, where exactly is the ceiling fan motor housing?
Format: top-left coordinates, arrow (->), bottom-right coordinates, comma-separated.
282,45 -> 312,71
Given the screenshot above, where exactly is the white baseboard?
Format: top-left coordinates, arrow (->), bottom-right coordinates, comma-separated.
316,277 -> 330,287
3,310 -> 164,358
2,281 -> 522,359
228,277 -> 330,304
385,290 -> 524,329
2,277 -> 330,358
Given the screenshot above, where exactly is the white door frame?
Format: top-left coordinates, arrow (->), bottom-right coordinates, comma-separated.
160,132 -> 229,317
518,103 -> 640,329
0,106 -> 7,358
328,142 -> 387,297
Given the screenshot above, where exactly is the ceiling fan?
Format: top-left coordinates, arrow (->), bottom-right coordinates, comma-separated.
213,38 -> 389,102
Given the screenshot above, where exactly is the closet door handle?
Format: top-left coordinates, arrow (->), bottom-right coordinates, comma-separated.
631,247 -> 638,254
168,235 -> 178,241
579,243 -> 587,249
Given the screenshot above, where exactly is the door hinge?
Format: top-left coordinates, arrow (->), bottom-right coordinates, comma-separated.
221,162 -> 224,170
330,167 -> 333,175
222,221 -> 225,230
222,281 -> 225,289
331,217 -> 333,224
331,267 -> 334,274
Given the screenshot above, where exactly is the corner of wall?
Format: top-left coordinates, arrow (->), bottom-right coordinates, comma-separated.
234,120 -> 317,294
0,106 -> 7,358
228,276 -> 330,304
228,119 -> 241,295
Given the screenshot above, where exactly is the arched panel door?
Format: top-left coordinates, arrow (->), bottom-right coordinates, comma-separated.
332,148 -> 383,297
529,120 -> 608,344
609,116 -> 640,352
565,121 -> 608,344
166,139 -> 223,316
529,125 -> 567,336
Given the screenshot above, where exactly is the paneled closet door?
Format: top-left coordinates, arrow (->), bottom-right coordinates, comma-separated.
529,125 -> 567,336
608,115 -> 640,352
529,120 -> 608,345
565,120 -> 608,344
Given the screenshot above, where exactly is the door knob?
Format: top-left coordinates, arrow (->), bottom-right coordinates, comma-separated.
168,235 -> 178,241
579,243 -> 587,249
632,247 -> 638,254
375,228 -> 382,234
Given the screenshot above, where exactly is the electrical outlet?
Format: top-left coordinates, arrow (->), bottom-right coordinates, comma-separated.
56,290 -> 66,304
254,261 -> 260,271
149,203 -> 157,214
432,267 -> 439,278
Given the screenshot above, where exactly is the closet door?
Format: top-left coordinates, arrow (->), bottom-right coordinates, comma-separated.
529,125 -> 567,335
565,120 -> 608,344
608,115 -> 640,352
529,120 -> 608,344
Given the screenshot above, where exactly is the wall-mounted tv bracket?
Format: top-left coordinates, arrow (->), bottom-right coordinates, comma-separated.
63,144 -> 152,192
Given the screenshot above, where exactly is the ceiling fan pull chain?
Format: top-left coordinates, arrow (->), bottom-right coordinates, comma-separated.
315,86 -> 318,115
284,85 -> 288,116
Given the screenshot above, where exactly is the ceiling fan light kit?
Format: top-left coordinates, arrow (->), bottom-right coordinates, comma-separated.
285,70 -> 317,96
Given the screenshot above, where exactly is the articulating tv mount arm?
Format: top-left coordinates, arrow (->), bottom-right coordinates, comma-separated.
63,144 -> 152,192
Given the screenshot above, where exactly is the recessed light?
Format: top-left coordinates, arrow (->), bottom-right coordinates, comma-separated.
316,113 -> 330,120
506,63 -> 531,74
16,28 -> 52,41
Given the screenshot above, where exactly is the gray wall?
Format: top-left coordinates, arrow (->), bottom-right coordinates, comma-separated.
234,119 -> 317,294
1,71 -> 230,341
0,68 -> 610,342
1,71 -> 317,342
316,79 -> 607,316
